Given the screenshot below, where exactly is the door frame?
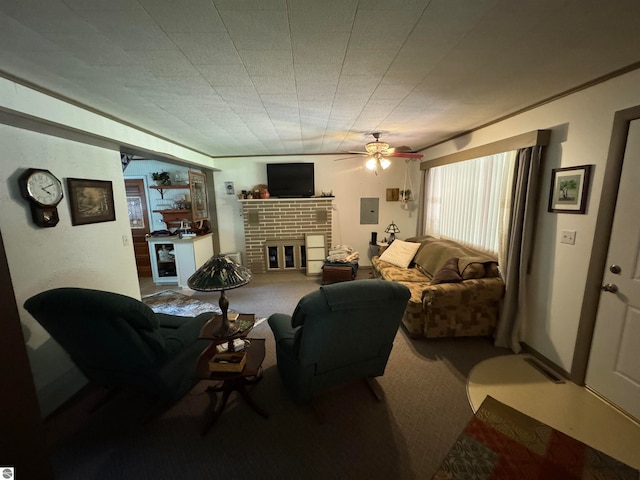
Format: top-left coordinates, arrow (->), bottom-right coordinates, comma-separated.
571,104 -> 640,384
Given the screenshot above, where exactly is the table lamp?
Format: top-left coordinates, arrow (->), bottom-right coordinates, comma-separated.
188,254 -> 252,337
385,221 -> 400,243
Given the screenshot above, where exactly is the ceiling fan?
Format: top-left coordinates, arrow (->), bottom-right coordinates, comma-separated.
337,132 -> 424,174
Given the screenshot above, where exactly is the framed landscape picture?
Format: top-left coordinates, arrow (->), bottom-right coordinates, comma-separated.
189,171 -> 209,222
548,165 -> 593,214
66,178 -> 116,225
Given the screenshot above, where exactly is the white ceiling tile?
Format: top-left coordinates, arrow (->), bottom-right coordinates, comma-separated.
342,49 -> 398,76
220,10 -> 291,51
126,50 -> 198,77
291,31 -> 350,64
3,0 -> 640,156
168,32 -> 241,65
197,65 -> 252,87
239,50 -> 294,76
139,0 -> 226,33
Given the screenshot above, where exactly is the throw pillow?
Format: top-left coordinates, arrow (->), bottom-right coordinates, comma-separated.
378,239 -> 421,269
431,257 -> 463,285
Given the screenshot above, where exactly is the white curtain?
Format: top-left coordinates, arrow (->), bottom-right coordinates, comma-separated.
423,151 -> 516,255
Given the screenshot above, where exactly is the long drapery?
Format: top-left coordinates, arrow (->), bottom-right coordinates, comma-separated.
494,146 -> 543,351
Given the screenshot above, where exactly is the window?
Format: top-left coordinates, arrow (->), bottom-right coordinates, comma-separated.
423,150 -> 516,253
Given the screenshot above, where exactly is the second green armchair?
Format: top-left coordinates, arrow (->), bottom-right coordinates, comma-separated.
268,279 -> 410,405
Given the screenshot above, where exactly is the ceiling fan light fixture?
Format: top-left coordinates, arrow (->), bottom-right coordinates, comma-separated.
365,140 -> 390,154
380,158 -> 391,170
365,157 -> 378,170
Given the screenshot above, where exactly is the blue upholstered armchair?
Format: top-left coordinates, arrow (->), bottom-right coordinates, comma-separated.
268,279 -> 410,405
24,287 -> 211,403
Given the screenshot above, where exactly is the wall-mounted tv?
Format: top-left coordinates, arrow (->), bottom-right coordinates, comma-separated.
266,163 -> 315,198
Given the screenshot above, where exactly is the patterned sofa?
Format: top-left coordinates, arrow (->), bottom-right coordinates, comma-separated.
372,236 -> 505,339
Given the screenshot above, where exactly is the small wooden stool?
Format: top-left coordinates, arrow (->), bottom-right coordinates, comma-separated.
322,262 -> 358,284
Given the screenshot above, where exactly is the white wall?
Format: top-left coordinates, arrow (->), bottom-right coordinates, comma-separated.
420,69 -> 640,373
123,160 -> 203,231
212,156 -> 422,265
0,124 -> 142,416
0,78 -> 219,415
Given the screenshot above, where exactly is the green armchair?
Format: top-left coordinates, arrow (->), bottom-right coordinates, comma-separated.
268,279 -> 410,405
24,287 -> 211,402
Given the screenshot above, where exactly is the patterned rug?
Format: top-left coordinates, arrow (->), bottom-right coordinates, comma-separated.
432,396 -> 638,480
141,290 -> 267,328
142,290 -> 221,317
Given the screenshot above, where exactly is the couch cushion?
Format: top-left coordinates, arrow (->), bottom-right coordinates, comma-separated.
379,265 -> 429,283
431,257 -> 463,285
413,237 -> 465,276
378,239 -> 421,268
412,236 -> 498,279
458,255 -> 499,280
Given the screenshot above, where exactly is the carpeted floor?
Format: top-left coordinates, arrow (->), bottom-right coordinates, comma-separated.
46,272 -> 512,480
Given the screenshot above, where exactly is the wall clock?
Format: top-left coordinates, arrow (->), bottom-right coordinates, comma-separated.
18,168 -> 64,227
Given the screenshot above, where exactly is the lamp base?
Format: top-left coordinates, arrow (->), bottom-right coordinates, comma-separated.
212,289 -> 239,338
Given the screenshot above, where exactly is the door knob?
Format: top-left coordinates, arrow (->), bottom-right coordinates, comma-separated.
609,264 -> 622,274
601,283 -> 619,293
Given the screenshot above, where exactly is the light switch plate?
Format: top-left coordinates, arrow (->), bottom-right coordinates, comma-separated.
561,230 -> 576,245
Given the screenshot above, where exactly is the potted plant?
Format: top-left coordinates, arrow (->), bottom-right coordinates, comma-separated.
151,171 -> 171,185
400,189 -> 412,202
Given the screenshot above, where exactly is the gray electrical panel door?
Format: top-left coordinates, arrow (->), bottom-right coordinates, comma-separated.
360,198 -> 379,224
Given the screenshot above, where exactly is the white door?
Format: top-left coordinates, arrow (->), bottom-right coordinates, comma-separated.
586,119 -> 640,421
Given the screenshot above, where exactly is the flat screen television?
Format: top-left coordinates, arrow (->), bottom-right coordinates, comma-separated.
266,163 -> 315,198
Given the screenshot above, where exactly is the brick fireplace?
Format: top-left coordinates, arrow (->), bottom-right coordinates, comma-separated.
240,198 -> 333,273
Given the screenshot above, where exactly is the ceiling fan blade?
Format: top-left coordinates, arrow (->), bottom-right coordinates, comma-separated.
347,151 -> 368,155
334,155 -> 363,162
389,152 -> 424,159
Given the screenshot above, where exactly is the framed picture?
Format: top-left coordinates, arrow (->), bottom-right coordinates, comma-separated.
189,171 -> 209,221
67,178 -> 116,225
548,164 -> 593,214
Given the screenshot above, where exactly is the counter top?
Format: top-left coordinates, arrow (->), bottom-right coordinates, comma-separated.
147,232 -> 212,243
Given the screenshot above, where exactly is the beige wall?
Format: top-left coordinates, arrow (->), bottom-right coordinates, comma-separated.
420,68 -> 640,373
0,124 -> 140,416
212,156 -> 421,266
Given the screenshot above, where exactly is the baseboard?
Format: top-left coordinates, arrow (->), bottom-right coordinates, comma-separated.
520,342 -> 571,382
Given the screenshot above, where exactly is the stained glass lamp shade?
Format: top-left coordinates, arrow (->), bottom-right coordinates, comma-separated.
187,254 -> 252,337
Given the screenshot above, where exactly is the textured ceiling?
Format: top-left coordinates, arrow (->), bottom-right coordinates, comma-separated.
1,0 -> 640,158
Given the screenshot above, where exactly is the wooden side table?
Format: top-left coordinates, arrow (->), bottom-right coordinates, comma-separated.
196,327 -> 268,435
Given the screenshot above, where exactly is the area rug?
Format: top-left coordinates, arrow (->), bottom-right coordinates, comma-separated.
432,395 -> 638,480
142,290 -> 267,328
142,290 -> 221,317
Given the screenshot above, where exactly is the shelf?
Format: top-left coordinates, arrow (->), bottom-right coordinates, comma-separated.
152,209 -> 190,214
150,184 -> 189,190
150,184 -> 189,199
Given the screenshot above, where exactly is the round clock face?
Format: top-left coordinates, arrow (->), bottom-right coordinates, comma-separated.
26,170 -> 63,206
